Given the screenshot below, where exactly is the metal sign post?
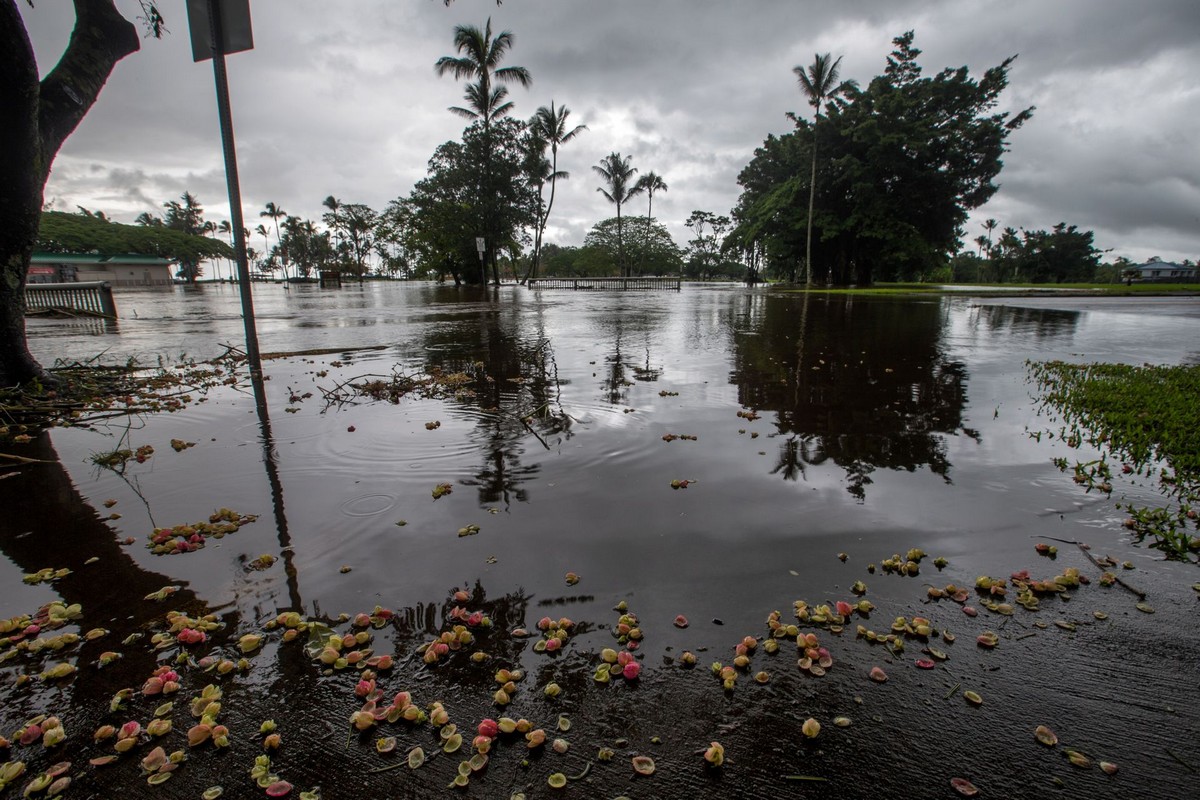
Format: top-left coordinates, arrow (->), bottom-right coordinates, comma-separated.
187,0 -> 263,391
475,237 -> 486,285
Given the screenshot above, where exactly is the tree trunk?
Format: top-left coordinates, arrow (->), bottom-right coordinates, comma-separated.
616,204 -> 625,277
0,0 -> 140,386
805,129 -> 817,286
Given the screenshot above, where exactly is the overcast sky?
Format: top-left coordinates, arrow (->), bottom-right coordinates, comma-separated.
21,0 -> 1200,264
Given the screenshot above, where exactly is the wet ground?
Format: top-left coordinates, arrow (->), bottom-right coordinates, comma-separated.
4,283 -> 1199,799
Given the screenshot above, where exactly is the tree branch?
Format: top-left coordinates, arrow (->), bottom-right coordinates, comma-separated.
37,0 -> 140,180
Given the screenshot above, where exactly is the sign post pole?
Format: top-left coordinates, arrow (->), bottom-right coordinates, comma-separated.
188,0 -> 263,389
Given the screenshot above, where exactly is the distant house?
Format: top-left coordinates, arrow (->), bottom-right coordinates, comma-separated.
1123,261 -> 1198,283
29,253 -> 175,287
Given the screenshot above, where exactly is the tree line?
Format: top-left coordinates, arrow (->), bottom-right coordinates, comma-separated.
0,5 -> 1171,387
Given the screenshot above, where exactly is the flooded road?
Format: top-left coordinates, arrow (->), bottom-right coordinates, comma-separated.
6,283 -> 1200,798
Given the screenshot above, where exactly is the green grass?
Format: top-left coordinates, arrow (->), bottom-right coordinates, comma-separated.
766,281 -> 1198,296
1028,361 -> 1200,562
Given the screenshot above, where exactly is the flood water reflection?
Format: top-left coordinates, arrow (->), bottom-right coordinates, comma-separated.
7,284 -> 1200,799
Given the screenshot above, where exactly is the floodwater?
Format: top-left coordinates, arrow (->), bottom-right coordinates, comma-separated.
6,283 -> 1200,799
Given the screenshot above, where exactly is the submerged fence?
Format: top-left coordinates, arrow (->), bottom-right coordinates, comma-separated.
25,281 -> 118,318
527,276 -> 681,291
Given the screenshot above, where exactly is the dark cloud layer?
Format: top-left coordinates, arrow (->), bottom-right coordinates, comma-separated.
20,0 -> 1200,262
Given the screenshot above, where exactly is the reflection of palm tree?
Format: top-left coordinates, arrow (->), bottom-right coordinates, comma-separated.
526,102 -> 586,283
593,153 -> 644,277
635,171 -> 667,274
793,53 -> 856,285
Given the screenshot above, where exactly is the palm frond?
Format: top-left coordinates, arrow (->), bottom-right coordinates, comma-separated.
494,65 -> 532,88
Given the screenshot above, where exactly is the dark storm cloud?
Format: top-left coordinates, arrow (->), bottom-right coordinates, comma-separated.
18,0 -> 1200,262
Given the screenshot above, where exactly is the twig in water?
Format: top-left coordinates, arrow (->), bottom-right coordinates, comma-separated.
1036,536 -> 1146,599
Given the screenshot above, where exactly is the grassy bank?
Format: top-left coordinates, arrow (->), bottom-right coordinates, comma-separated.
1028,360 -> 1200,562
766,281 -> 1199,297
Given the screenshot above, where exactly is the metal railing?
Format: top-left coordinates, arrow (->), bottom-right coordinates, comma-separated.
24,281 -> 118,318
527,276 -> 681,291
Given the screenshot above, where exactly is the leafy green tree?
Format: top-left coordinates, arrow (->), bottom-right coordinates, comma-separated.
792,53 -> 856,285
436,17 -> 531,284
733,32 -> 1033,286
593,153 -> 644,277
340,203 -> 377,277
278,216 -> 333,279
38,210 -> 231,267
525,102 -> 586,283
583,216 -> 682,276
374,199 -> 415,278
1012,223 -> 1101,283
684,210 -> 740,279
405,119 -> 536,284
161,192 -> 208,281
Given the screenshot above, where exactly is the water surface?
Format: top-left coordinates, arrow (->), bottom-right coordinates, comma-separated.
7,284 -> 1199,798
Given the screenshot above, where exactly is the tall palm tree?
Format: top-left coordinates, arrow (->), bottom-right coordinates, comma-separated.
435,18 -> 531,129
982,218 -> 998,259
435,18 -> 531,284
217,220 -> 233,282
593,153 -> 643,277
260,202 -> 287,279
323,195 -> 342,262
635,171 -> 667,273
526,102 -> 587,283
254,224 -> 272,273
793,53 -> 856,285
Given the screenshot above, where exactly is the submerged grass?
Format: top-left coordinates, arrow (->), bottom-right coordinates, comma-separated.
1028,360 -> 1200,561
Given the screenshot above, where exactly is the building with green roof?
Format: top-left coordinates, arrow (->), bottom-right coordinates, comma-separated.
29,253 -> 175,287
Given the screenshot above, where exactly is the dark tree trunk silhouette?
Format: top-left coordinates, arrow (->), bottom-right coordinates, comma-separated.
0,1 -> 141,385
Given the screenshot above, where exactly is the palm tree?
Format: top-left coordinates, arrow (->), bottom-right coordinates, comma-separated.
260,202 -> 287,278
982,218 -> 998,259
322,195 -> 342,263
254,224 -> 272,273
526,102 -> 587,283
593,153 -> 644,277
793,53 -> 856,285
635,171 -> 667,273
435,18 -> 531,284
214,220 -> 233,282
